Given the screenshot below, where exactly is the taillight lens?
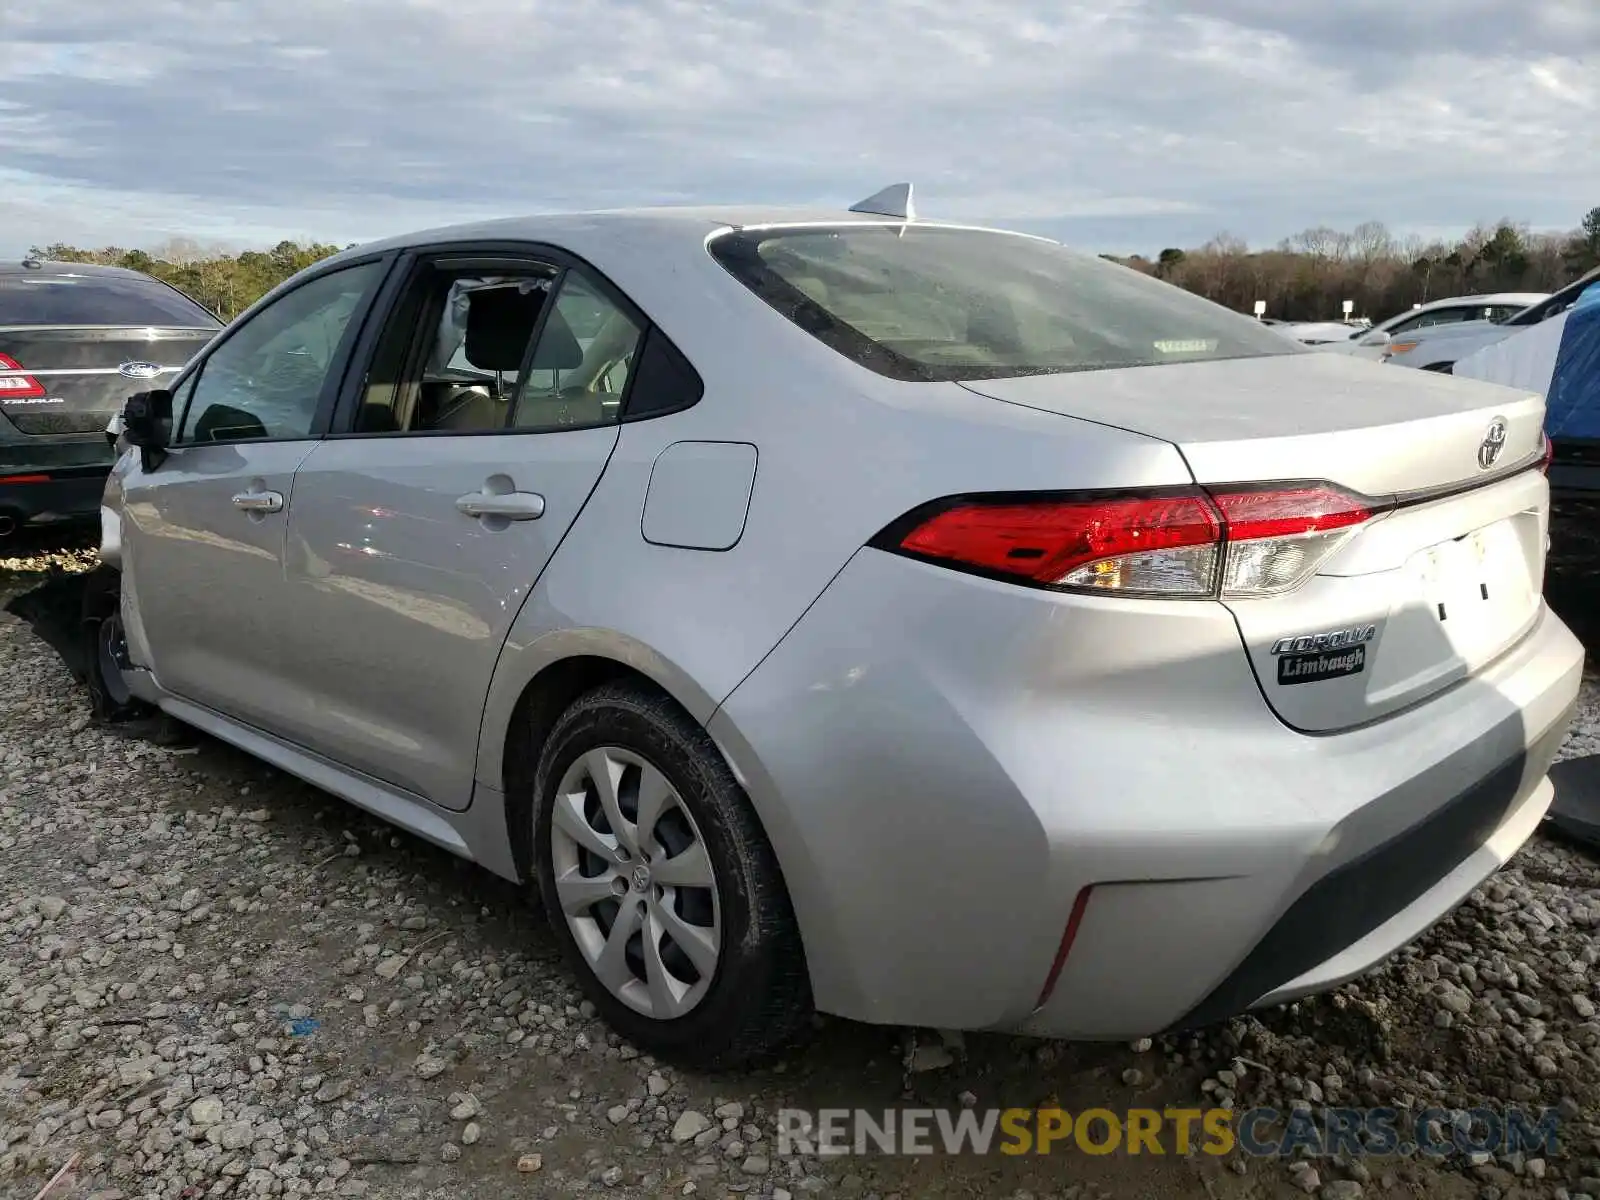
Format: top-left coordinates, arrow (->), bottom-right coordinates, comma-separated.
879,482 -> 1377,600
1211,485 -> 1372,598
0,353 -> 46,399
898,493 -> 1222,597
1541,433 -> 1554,474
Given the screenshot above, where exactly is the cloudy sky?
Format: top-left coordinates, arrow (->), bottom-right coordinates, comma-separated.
1,0 -> 1597,258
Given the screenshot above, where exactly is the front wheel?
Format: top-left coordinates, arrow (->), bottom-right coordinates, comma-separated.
530,682 -> 812,1069
78,566 -> 150,723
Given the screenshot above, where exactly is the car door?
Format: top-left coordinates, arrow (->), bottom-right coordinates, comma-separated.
275,248 -> 648,810
116,257 -> 389,729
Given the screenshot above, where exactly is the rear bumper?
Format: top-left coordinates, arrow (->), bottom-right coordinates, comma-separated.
710,549 -> 1584,1038
0,466 -> 109,528
1170,716 -> 1565,1030
0,424 -> 114,528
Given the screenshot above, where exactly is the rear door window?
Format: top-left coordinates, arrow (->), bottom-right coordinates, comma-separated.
510,271 -> 644,431
0,273 -> 218,327
1395,308 -> 1474,333
353,263 -> 560,433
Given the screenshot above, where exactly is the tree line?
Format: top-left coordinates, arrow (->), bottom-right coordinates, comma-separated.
32,205 -> 1600,327
27,238 -> 349,321
1113,207 -> 1600,323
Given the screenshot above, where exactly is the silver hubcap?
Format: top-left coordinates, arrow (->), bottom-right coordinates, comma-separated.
549,747 -> 721,1020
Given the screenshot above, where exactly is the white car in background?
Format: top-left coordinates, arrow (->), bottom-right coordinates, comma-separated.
1321,294 -> 1548,361
1383,291 -> 1574,372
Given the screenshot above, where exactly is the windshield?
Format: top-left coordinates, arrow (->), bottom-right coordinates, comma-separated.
708,225 -> 1303,382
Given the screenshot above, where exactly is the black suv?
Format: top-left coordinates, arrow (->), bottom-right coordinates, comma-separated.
1,259 -> 220,536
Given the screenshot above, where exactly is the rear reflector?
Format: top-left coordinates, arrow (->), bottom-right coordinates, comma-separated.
0,473 -> 51,485
1035,886 -> 1093,1009
876,482 -> 1382,599
0,353 -> 46,400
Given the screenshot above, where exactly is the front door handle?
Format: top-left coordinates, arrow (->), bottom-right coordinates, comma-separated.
455,491 -> 546,521
232,489 -> 284,514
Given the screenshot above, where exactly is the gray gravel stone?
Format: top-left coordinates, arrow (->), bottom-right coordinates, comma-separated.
673,1111 -> 713,1143
187,1097 -> 223,1127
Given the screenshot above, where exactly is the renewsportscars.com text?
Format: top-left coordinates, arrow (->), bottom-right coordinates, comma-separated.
776,1106 -> 1563,1159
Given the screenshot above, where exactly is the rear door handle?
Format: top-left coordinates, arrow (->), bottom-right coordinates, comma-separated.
455,491 -> 546,521
232,489 -> 284,513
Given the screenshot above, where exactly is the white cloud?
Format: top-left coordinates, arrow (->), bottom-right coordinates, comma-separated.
0,0 -> 1595,256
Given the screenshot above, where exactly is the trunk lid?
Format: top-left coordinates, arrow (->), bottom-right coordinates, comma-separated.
960,353 -> 1550,732
0,327 -> 212,435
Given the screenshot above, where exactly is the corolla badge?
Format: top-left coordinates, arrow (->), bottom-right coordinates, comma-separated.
1478,417 -> 1508,470
1269,624 -> 1377,655
118,361 -> 164,380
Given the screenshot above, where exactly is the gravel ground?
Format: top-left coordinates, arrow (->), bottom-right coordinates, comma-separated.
3,535 -> 1600,1200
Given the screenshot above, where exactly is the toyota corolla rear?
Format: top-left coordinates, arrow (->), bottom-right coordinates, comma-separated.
699,221 -> 1584,1038
0,261 -> 218,535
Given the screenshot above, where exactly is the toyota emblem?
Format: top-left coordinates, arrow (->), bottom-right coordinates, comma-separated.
1478,418 -> 1507,470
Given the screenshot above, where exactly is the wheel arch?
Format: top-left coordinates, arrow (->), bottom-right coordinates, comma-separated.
481,630 -> 727,879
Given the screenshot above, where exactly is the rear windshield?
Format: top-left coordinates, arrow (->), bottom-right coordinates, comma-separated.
0,272 -> 219,328
708,225 -> 1302,382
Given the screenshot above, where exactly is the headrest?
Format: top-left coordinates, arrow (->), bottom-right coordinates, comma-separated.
529,307 -> 583,371
463,286 -> 545,372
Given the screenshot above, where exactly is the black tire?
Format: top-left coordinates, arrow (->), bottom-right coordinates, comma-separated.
78,566 -> 152,723
530,681 -> 813,1070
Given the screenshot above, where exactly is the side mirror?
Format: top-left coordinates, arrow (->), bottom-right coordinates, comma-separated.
121,388 -> 174,470
1359,330 -> 1391,348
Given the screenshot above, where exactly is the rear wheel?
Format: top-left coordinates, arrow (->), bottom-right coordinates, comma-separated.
530,681 -> 812,1069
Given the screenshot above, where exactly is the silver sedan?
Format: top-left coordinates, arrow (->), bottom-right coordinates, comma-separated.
91,190 -> 1582,1069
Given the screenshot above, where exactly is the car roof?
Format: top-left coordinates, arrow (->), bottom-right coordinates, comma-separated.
1414,292 -> 1549,308
0,258 -> 163,280
318,206 -> 1055,267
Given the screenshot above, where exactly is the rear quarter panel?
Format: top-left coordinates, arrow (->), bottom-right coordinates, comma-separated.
472,228 -> 1197,791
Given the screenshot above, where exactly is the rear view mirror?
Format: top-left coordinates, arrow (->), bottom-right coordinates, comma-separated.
1359,330 -> 1391,348
121,388 -> 173,470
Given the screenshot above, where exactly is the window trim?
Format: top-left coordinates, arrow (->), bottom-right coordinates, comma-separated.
168,252 -> 397,448
325,240 -> 702,440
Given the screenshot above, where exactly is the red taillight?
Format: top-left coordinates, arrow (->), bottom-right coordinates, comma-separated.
0,474 -> 51,485
1209,485 -> 1372,541
0,353 -> 46,400
1541,433 -> 1554,474
879,482 -> 1379,599
898,493 -> 1221,588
